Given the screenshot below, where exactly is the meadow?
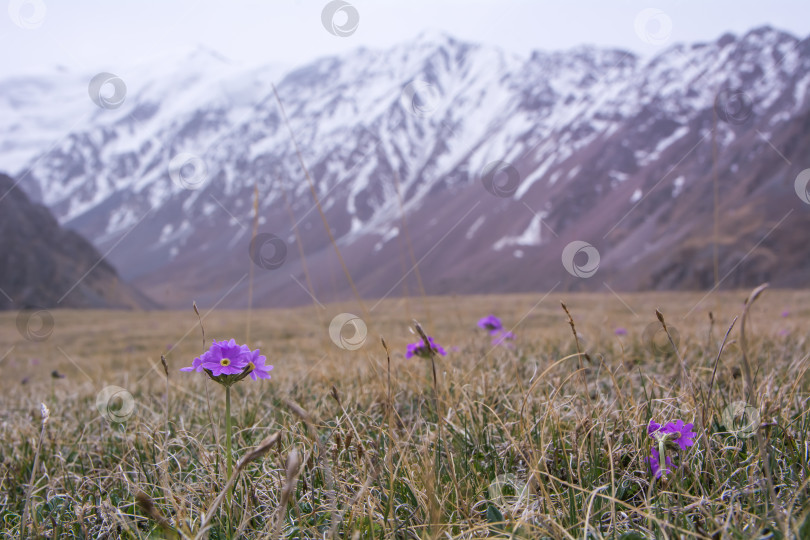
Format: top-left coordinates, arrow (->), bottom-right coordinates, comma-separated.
1,287 -> 809,538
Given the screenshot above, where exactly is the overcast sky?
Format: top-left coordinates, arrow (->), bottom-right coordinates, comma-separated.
2,0 -> 809,76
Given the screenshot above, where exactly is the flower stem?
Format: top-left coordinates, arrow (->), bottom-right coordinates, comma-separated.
225,385 -> 233,538
658,438 -> 666,476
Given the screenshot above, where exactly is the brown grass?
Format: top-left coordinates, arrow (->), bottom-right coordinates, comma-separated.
0,289 -> 808,538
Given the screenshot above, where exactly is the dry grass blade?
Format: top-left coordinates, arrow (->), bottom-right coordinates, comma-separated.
705,315 -> 737,426
20,404 -> 49,539
283,399 -> 339,532
194,432 -> 281,540
192,301 -> 205,350
328,467 -> 379,539
560,302 -> 592,400
740,283 -> 769,404
655,308 -> 685,381
136,491 -> 184,540
739,283 -> 785,534
272,448 -> 302,539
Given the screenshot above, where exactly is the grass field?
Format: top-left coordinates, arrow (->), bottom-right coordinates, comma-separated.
1,288 -> 809,538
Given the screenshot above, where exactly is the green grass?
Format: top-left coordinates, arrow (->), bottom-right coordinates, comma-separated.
0,289 -> 809,538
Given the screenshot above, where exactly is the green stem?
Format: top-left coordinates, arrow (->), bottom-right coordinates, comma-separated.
658,438 -> 666,475
225,385 -> 233,538
431,356 -> 443,474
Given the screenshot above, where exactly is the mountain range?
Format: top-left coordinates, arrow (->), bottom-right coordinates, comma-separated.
3,26 -> 810,309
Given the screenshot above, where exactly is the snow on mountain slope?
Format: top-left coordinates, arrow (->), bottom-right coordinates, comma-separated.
6,26 -> 810,308
0,69 -> 90,175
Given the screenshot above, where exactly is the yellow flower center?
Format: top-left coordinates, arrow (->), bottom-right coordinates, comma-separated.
220,358 -> 230,367
247,362 -> 255,371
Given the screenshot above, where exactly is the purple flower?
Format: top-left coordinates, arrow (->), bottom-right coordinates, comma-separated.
648,448 -> 675,479
614,327 -> 627,336
246,348 -> 273,380
664,420 -> 696,450
477,315 -> 503,334
406,336 -> 447,359
779,329 -> 789,337
646,419 -> 696,480
180,355 -> 204,373
180,339 -> 264,380
180,339 -> 245,377
210,339 -> 252,376
781,310 -> 789,318
491,330 -> 515,347
648,419 -> 697,451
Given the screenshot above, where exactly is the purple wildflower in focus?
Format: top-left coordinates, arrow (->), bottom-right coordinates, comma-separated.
210,339 -> 251,376
179,338 -> 248,376
178,339 -> 272,504
648,448 -> 675,479
406,336 -> 447,359
614,327 -> 627,336
477,315 -> 503,334
181,338 -> 271,385
246,348 -> 273,380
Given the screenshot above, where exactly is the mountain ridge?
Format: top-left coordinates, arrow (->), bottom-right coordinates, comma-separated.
0,173 -> 156,310
5,25 -> 810,308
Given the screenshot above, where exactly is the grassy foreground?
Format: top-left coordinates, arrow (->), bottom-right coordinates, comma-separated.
0,288 -> 809,538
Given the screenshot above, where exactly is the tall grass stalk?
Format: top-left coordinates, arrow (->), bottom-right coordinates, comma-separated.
20,403 -> 49,539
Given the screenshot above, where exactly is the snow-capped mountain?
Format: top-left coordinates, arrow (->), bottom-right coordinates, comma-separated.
7,27 -> 810,308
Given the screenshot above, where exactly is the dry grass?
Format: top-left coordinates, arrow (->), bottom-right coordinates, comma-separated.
0,289 -> 809,538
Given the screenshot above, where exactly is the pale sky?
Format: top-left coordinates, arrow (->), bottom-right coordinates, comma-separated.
1,0 -> 809,76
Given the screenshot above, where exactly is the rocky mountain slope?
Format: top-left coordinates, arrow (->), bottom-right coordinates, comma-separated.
0,173 -> 154,310
6,27 -> 810,308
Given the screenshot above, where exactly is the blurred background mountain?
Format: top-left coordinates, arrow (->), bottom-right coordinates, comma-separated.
2,26 -> 809,308
0,173 -> 154,309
